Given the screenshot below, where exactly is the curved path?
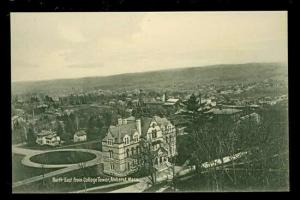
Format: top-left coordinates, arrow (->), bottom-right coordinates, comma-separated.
12,145 -> 103,188
21,148 -> 102,169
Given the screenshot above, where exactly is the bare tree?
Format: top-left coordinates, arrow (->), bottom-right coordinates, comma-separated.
135,138 -> 158,186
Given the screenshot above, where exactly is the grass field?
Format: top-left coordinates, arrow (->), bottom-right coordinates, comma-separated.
29,151 -> 96,165
12,154 -> 59,182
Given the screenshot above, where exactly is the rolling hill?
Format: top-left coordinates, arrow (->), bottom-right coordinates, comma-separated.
11,62 -> 288,95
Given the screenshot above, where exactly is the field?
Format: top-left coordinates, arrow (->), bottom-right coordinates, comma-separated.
29,151 -> 96,165
12,154 -> 59,182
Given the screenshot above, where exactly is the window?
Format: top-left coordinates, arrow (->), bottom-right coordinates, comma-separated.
152,130 -> 157,138
133,135 -> 139,143
124,136 -> 130,145
127,162 -> 130,170
131,147 -> 135,155
126,149 -> 130,157
107,139 -> 113,146
160,157 -> 163,163
110,163 -> 114,170
109,150 -> 113,158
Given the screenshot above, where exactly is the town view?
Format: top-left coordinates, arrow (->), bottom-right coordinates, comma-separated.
11,12 -> 288,192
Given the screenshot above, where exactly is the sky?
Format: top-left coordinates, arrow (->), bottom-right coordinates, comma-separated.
11,11 -> 287,82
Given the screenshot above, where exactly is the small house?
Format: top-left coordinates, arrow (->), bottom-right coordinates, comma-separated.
74,130 -> 87,143
36,130 -> 60,146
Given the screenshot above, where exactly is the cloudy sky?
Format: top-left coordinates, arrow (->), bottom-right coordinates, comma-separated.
11,11 -> 287,82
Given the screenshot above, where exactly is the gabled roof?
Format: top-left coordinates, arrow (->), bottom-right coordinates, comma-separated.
37,130 -> 55,137
153,146 -> 169,156
74,130 -> 87,136
104,116 -> 174,142
108,122 -> 137,143
166,98 -> 180,103
45,134 -> 58,139
205,108 -> 242,115
125,116 -> 136,121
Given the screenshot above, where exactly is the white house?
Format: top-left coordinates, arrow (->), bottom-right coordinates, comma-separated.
74,130 -> 87,143
36,130 -> 60,146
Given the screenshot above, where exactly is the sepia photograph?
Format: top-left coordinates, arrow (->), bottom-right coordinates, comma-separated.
11,11 -> 288,193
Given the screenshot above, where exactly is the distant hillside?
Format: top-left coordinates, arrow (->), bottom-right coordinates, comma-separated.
11,63 -> 288,95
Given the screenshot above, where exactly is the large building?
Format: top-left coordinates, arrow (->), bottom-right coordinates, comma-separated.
101,116 -> 176,177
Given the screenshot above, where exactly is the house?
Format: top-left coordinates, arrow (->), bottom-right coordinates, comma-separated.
36,130 -> 60,146
163,98 -> 181,110
101,116 -> 176,177
74,130 -> 87,143
238,113 -> 261,124
205,108 -> 243,122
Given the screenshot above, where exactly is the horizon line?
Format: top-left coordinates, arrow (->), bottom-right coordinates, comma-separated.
11,61 -> 285,84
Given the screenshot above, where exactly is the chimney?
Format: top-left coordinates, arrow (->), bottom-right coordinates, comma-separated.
162,93 -> 166,102
136,119 -> 141,136
118,118 -> 122,125
123,119 -> 127,124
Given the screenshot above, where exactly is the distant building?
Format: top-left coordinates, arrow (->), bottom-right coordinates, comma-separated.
238,113 -> 261,124
102,116 -> 176,177
205,108 -> 243,122
163,98 -> 181,109
74,130 -> 87,143
109,101 -> 116,106
36,130 -> 60,146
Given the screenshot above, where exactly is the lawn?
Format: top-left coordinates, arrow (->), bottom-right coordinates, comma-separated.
88,182 -> 138,193
17,139 -> 102,151
13,164 -> 115,193
12,154 -> 59,183
29,151 -> 96,165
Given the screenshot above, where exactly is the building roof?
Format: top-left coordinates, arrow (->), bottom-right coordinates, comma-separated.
153,116 -> 171,127
167,98 -> 180,103
108,122 -> 137,143
125,116 -> 136,121
45,134 -> 58,139
74,130 -> 87,136
37,130 -> 55,137
240,113 -> 260,121
163,102 -> 176,106
104,116 -> 173,142
205,108 -> 242,115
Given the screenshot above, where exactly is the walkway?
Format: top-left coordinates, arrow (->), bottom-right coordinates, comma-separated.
109,177 -> 150,193
12,144 -> 44,155
12,145 -> 103,188
21,148 -> 102,169
71,181 -> 138,193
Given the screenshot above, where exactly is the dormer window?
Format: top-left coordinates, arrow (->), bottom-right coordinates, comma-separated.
152,130 -> 157,138
124,136 -> 130,145
133,134 -> 139,143
107,139 -> 114,146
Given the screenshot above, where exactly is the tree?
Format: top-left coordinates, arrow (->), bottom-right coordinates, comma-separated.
26,124 -> 36,146
135,138 -> 158,186
103,111 -> 112,128
177,93 -> 240,191
55,121 -> 65,137
166,134 -> 178,191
